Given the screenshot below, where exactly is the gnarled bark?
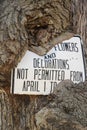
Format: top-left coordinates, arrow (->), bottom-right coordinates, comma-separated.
0,0 -> 87,130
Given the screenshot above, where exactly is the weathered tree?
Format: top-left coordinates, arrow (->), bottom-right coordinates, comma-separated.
0,0 -> 87,130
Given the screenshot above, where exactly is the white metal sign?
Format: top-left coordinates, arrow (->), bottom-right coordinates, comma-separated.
11,36 -> 86,95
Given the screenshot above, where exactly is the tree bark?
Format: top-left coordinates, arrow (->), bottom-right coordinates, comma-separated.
0,0 -> 87,130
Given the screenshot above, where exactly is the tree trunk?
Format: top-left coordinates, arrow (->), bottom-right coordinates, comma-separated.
0,0 -> 87,130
